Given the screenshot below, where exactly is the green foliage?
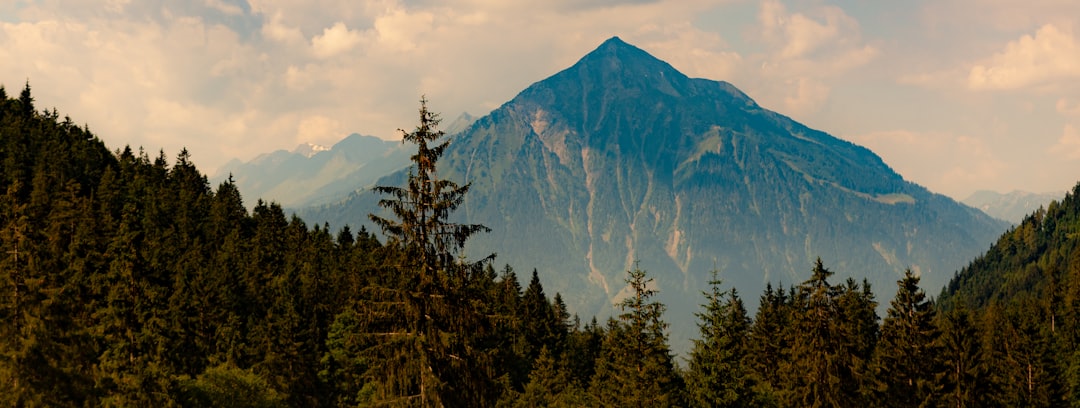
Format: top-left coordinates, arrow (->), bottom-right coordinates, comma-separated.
874,269 -> 940,407
684,271 -> 756,407
356,97 -> 500,407
589,264 -> 683,406
2,83 -> 1080,407
936,306 -> 990,407
179,364 -> 286,408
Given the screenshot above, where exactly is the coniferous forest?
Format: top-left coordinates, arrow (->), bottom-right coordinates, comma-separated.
2,84 -> 1080,407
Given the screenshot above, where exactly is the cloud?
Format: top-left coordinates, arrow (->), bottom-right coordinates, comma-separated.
311,22 -> 363,58
782,77 -> 829,118
850,130 -> 1006,198
261,11 -> 304,44
205,0 -> 244,16
757,0 -> 877,68
297,115 -> 344,145
1057,98 -> 1080,116
1052,124 -> 1080,159
968,24 -> 1080,91
747,0 -> 876,117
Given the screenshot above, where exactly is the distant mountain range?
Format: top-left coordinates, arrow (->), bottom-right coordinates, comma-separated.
289,37 -> 1009,351
212,134 -> 407,208
962,190 -> 1064,224
211,113 -> 476,209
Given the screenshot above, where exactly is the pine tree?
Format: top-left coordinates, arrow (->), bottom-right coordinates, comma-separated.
513,346 -> 577,407
369,96 -> 491,282
835,277 -> 878,405
685,271 -> 756,407
786,258 -> 846,408
936,305 -> 990,408
358,97 -> 496,406
521,269 -> 559,364
745,282 -> 791,402
875,269 -> 938,407
589,264 -> 682,406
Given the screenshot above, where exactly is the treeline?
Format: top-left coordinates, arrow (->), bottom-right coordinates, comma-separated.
0,85 -> 1077,407
937,181 -> 1080,406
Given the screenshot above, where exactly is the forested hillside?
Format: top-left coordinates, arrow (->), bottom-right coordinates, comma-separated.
1,84 -> 1077,406
937,182 -> 1080,405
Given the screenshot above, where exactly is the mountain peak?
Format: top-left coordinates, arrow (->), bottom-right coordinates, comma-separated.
598,35 -> 628,48
575,36 -> 682,78
293,142 -> 330,158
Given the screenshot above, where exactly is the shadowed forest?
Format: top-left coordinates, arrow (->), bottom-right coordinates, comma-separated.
2,86 -> 1080,407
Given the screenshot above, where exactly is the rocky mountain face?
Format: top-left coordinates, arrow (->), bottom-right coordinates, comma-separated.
963,190 -> 1064,224
301,37 -> 1009,350
212,133 -> 410,208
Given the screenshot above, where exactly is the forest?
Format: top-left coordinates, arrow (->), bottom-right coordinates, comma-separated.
1,84 -> 1079,407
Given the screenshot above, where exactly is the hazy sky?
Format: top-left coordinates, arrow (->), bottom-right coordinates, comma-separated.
2,0 -> 1078,200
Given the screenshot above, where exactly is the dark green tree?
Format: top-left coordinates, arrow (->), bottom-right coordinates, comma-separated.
936,305 -> 990,408
685,271 -> 756,407
784,258 -> 854,407
835,277 -> 878,404
875,269 -> 940,407
358,97 -> 496,406
369,96 -> 491,281
745,282 -> 791,403
589,264 -> 682,406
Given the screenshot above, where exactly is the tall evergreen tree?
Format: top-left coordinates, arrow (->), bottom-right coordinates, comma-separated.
785,258 -> 849,407
745,282 -> 791,403
685,271 -> 756,407
358,97 -> 497,406
835,277 -> 878,405
875,269 -> 939,407
936,305 -> 990,408
589,264 -> 682,406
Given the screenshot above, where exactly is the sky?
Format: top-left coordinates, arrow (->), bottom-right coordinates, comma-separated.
1,0 -> 1078,200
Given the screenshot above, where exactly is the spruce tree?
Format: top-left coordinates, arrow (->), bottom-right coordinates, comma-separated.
875,269 -> 939,407
786,258 -> 845,407
835,277 -> 878,405
936,305 -> 989,408
685,271 -> 756,407
589,264 -> 682,406
745,282 -> 791,402
359,97 -> 496,406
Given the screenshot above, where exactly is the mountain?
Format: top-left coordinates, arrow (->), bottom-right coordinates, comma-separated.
942,183 -> 1080,308
211,133 -> 410,208
936,183 -> 1080,402
300,37 -> 1009,350
444,112 -> 478,135
962,189 -> 1064,224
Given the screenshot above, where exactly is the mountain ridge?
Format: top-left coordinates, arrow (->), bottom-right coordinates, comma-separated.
300,37 -> 1009,351
211,133 -> 410,208
962,189 -> 1065,224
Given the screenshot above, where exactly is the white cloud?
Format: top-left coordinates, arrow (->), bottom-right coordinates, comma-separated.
850,130 -> 1006,198
1057,98 -> 1080,116
311,22 -> 364,58
4,0 -> 1071,198
757,0 -> 876,68
744,0 -> 877,118
968,24 -> 1080,91
261,11 -> 304,44
297,115 -> 344,146
371,8 -> 435,53
1052,124 -> 1080,159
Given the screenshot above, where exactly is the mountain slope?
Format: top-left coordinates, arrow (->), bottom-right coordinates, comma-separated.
963,189 -> 1064,224
942,183 -> 1080,308
212,133 -> 409,208
301,37 -> 1009,348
